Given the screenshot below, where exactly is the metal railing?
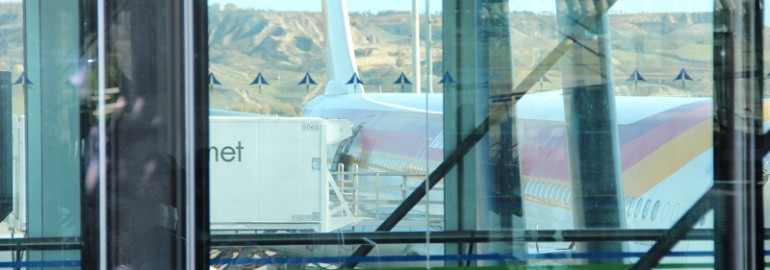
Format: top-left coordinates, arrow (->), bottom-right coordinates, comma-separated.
331,163 -> 443,225
210,228 -> 770,247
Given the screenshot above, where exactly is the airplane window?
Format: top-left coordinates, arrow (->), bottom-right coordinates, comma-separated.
552,185 -> 559,202
522,182 -> 528,196
551,185 -> 561,202
671,203 -> 681,221
624,196 -> 631,214
543,185 -> 556,202
525,181 -> 532,196
561,186 -> 567,203
651,200 -> 661,221
548,186 -> 556,202
524,181 -> 532,196
561,187 -> 569,205
642,199 -> 651,220
541,184 -> 550,199
548,185 -> 555,201
530,182 -> 537,197
635,197 -> 644,218
627,197 -> 636,217
661,202 -> 670,222
544,185 -> 552,201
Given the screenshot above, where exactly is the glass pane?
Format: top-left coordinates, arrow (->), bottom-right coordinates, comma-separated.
208,0 -> 441,267
763,0 -> 770,263
99,0 -> 189,268
2,0 -> 85,267
6,0 -> 195,268
207,0 -> 765,269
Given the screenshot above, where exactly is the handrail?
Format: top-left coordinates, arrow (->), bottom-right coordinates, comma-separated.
0,237 -> 81,251
210,229 -> 760,247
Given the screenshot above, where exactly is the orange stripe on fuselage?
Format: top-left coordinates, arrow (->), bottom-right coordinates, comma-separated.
622,119 -> 712,197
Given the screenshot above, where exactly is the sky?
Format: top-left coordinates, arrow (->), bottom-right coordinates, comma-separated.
207,0 -> 714,14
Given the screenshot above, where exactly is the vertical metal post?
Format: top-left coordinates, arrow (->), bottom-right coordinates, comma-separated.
413,0 -> 421,93
555,0 -> 625,263
712,0 -> 765,269
0,71 -> 10,221
443,0 -> 522,266
376,173 -> 381,220
23,0 -> 82,265
425,0 -> 433,93
443,0 -> 483,265
354,173 -> 359,217
481,0 -> 524,264
402,176 -> 408,200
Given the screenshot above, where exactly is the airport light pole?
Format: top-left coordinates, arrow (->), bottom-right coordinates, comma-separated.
425,0 -> 432,93
413,0 -> 421,93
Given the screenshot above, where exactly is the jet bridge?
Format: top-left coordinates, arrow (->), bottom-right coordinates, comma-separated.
209,116 -> 354,233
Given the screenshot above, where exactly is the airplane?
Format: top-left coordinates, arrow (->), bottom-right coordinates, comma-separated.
299,0 -> 770,266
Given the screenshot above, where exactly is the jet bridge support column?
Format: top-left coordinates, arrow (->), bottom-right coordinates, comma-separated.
712,1 -> 765,268
443,0 -> 524,266
555,0 -> 626,263
0,71 -> 10,221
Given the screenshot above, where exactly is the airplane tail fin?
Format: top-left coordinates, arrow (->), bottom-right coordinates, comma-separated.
322,0 -> 362,95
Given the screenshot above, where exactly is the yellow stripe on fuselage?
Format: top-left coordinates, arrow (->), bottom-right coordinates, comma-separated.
622,119 -> 712,197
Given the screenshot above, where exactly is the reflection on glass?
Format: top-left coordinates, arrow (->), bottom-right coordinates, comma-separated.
1,0 -> 85,267
207,0 -> 766,269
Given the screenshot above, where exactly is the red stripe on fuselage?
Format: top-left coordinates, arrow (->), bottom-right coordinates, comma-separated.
620,105 -> 710,168
519,101 -> 711,181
